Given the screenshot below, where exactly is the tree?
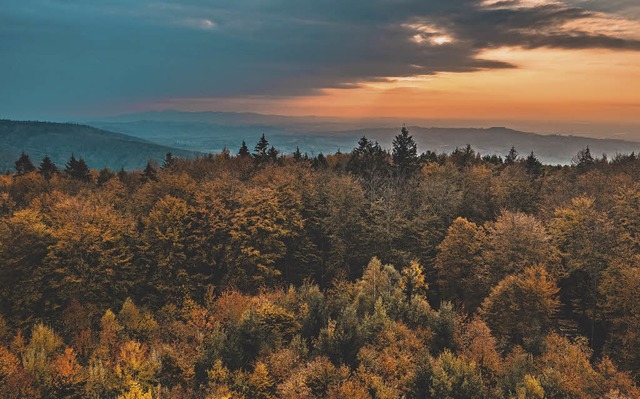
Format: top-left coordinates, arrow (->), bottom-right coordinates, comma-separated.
573,146 -> 595,171
14,152 -> 36,175
505,146 -> 519,165
601,263 -> 640,378
141,195 -> 195,304
46,195 -> 136,310
392,126 -> 419,177
434,217 -> 486,311
38,156 -> 58,180
401,260 -> 428,304
268,146 -> 279,163
450,145 -> 478,170
162,152 -> 175,170
254,134 -> 270,163
346,136 -> 389,198
97,167 -> 115,186
142,161 -> 157,182
525,151 -> 542,177
64,154 -> 91,181
483,211 -> 560,286
238,141 -> 251,157
293,147 -> 302,162
480,265 -> 559,353
412,350 -> 491,399
549,195 -> 615,345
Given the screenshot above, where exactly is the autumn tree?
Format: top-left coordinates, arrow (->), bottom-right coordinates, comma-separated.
483,211 -> 560,286
480,265 -> 559,353
435,217 -> 486,311
549,195 -> 615,346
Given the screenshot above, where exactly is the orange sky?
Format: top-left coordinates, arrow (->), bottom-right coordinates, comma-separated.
153,47 -> 640,125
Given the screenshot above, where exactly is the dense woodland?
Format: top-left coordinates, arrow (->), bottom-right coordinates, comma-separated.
1,128 -> 640,398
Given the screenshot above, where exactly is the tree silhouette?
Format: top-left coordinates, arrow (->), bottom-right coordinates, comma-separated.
38,156 -> 58,180
143,161 -> 158,182
162,152 -> 176,170
505,146 -> 519,165
392,126 -> 419,177
14,152 -> 36,175
64,154 -> 91,181
254,134 -> 270,163
238,141 -> 251,157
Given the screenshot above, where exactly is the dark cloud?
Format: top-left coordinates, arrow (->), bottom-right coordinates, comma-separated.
0,0 -> 638,118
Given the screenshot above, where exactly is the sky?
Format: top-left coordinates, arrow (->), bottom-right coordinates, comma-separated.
1,0 -> 640,136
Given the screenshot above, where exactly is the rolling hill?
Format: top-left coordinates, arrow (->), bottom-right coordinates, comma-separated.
0,120 -> 198,172
88,112 -> 640,165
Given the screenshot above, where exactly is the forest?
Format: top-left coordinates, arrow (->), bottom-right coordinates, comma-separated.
1,128 -> 640,398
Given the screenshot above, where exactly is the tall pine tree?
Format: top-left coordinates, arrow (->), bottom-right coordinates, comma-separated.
253,134 -> 270,163
65,154 -> 91,181
392,126 -> 419,177
38,156 -> 58,180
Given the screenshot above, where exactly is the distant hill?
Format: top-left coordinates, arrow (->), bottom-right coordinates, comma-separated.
0,120 -> 198,172
88,112 -> 640,165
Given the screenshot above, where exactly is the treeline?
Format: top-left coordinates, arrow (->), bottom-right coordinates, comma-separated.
1,128 -> 640,398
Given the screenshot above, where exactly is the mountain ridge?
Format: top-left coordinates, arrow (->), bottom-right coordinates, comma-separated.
0,119 -> 199,172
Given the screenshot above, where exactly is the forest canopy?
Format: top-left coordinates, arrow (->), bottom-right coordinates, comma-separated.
1,129 -> 640,398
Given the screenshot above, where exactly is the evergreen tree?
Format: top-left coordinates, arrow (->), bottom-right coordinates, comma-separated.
267,146 -> 279,163
238,141 -> 251,157
162,152 -> 176,170
97,167 -> 115,185
38,156 -> 58,180
392,126 -> 419,176
14,152 -> 36,175
65,154 -> 91,181
525,151 -> 542,177
293,147 -> 302,162
254,134 -> 270,163
313,153 -> 328,168
143,161 -> 157,182
346,136 -> 389,195
450,145 -> 477,170
573,146 -> 595,172
505,146 -> 519,165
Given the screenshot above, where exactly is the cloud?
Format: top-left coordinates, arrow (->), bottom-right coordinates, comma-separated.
180,18 -> 217,30
0,0 -> 639,117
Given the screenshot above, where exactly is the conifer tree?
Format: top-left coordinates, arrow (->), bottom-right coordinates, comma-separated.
573,146 -> 595,172
238,141 -> 251,157
64,154 -> 91,181
267,146 -> 279,163
97,167 -> 115,185
14,152 -> 36,175
162,152 -> 175,170
505,146 -> 518,165
143,161 -> 157,182
525,151 -> 542,177
392,126 -> 419,176
293,147 -> 302,162
38,156 -> 58,180
254,134 -> 270,163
